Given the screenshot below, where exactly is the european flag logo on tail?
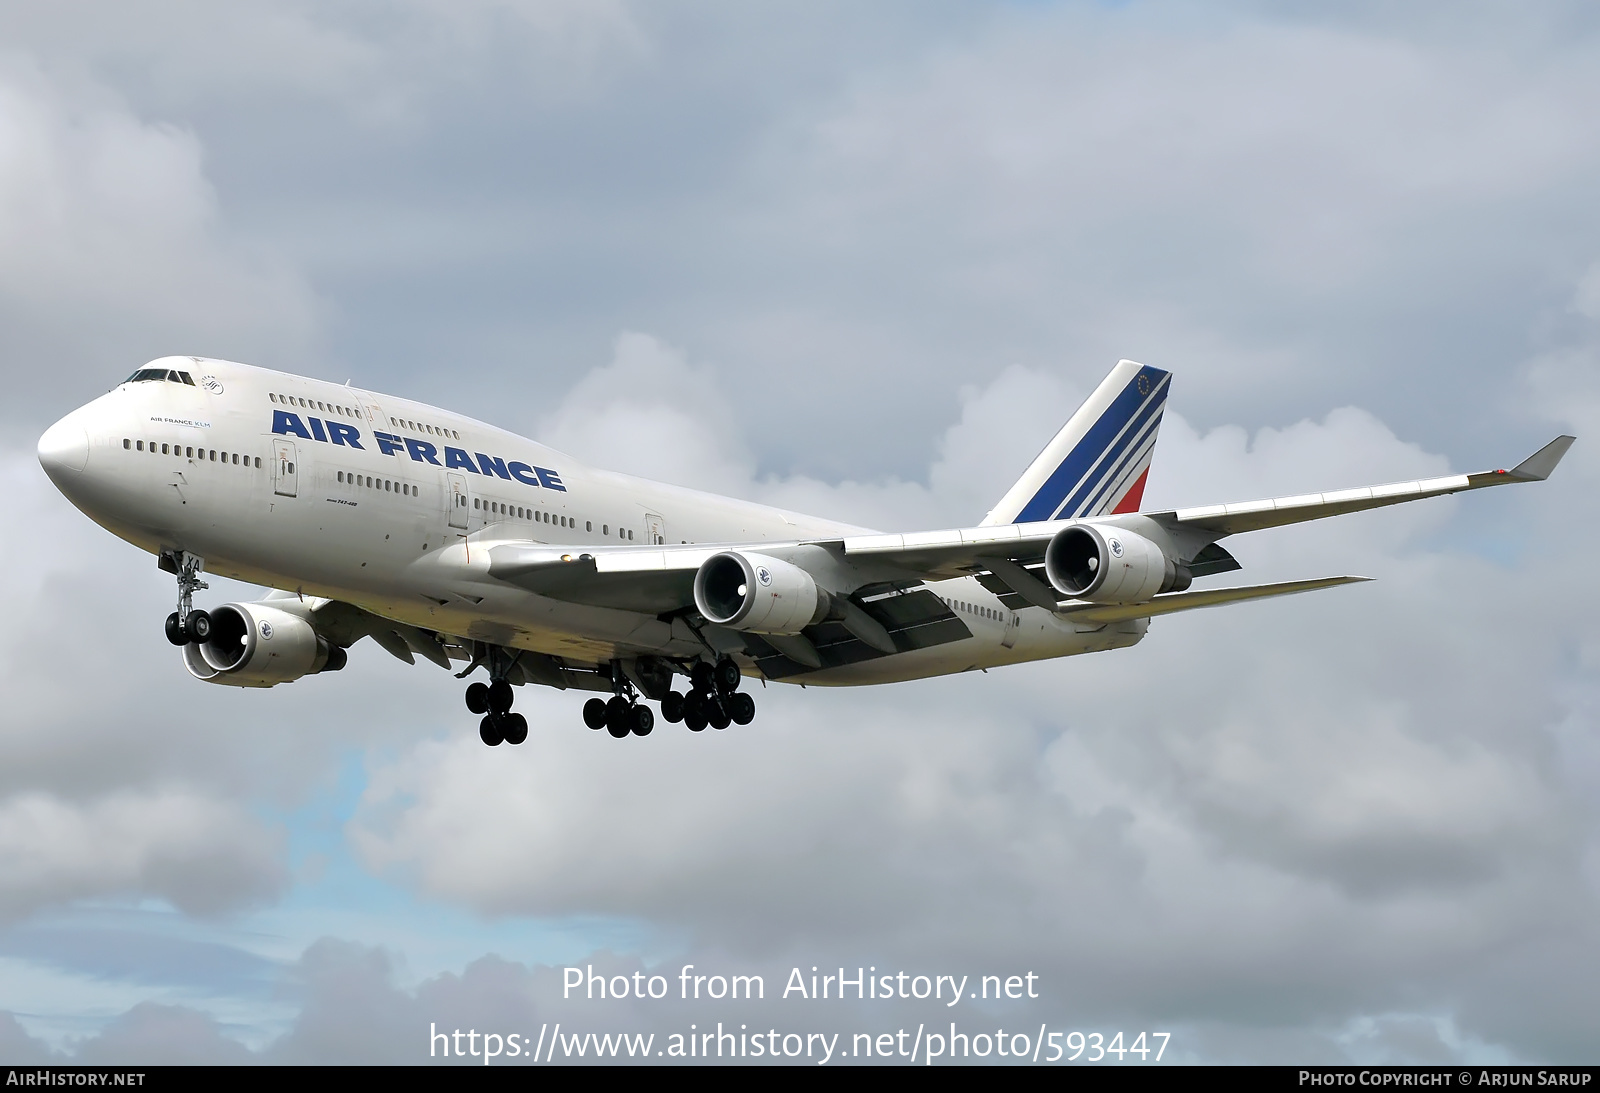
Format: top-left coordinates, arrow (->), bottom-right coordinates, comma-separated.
982,360 -> 1170,526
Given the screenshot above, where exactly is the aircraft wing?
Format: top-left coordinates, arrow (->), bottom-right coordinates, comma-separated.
486,435 -> 1572,615
838,434 -> 1574,574
1145,434 -> 1575,537
1052,575 -> 1371,624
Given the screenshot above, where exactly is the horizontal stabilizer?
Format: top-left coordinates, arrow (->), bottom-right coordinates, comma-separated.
1055,575 -> 1371,625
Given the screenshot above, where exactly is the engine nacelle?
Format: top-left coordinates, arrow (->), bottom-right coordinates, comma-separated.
1043,525 -> 1191,604
693,552 -> 828,634
182,602 -> 346,688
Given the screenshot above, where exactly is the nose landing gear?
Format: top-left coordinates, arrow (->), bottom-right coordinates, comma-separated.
161,551 -> 212,646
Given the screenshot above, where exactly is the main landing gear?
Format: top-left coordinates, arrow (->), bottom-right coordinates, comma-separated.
655,657 -> 755,734
162,551 -> 213,646
463,653 -> 528,747
582,693 -> 655,739
465,654 -> 759,747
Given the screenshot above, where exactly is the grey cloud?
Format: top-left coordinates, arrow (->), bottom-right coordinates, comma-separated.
74,1001 -> 254,1065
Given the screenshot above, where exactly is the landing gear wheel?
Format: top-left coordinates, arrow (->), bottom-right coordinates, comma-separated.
479,715 -> 504,746
714,657 -> 741,695
184,610 -> 212,642
501,712 -> 528,745
690,662 -> 715,693
683,692 -> 708,732
583,697 -> 608,730
630,705 -> 654,737
730,693 -> 755,725
605,696 -> 631,738
465,682 -> 490,715
165,550 -> 210,649
488,678 -> 514,714
660,691 -> 685,724
708,697 -> 731,731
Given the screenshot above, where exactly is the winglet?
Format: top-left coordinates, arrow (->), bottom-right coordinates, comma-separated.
1509,435 -> 1576,481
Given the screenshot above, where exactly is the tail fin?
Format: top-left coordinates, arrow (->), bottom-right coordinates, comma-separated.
982,359 -> 1170,525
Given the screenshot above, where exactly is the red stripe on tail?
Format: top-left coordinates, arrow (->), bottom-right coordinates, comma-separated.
1109,467 -> 1150,514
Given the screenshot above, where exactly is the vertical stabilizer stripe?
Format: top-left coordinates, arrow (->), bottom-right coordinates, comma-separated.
1014,368 -> 1168,522
1068,409 -> 1164,518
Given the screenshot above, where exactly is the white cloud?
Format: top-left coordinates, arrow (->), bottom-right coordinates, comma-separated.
0,790 -> 285,919
0,64 -> 315,409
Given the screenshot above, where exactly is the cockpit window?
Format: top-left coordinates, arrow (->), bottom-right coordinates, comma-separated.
122,368 -> 199,385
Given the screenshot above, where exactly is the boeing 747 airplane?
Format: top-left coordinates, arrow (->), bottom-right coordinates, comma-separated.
36,357 -> 1572,745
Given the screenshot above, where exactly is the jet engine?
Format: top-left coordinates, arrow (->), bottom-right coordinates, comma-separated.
1043,525 -> 1191,604
693,551 -> 829,635
181,601 -> 347,687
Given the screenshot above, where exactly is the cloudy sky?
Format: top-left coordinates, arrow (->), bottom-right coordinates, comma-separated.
3,0 -> 1598,1065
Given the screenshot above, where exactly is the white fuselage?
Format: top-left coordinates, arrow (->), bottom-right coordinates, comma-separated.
38,357 -> 1144,687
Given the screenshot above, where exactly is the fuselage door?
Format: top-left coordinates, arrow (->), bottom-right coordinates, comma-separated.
1001,610 -> 1019,650
447,473 -> 469,530
273,439 -> 298,497
645,513 -> 665,545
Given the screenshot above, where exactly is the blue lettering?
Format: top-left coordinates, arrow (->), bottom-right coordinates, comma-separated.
535,466 -> 566,492
404,438 -> 442,465
508,461 -> 540,487
476,453 -> 511,480
373,431 -> 404,456
443,446 -> 479,473
308,416 -> 328,443
272,411 -> 312,440
327,421 -> 364,448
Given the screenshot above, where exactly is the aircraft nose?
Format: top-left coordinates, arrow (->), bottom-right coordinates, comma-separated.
38,412 -> 90,480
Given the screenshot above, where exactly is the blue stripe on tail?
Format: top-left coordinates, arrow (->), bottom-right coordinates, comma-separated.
1014,367 -> 1169,523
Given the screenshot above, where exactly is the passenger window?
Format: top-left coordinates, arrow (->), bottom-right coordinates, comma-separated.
123,439 -> 130,449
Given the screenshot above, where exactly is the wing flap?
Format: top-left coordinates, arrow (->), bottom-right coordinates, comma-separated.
488,546 -> 699,613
